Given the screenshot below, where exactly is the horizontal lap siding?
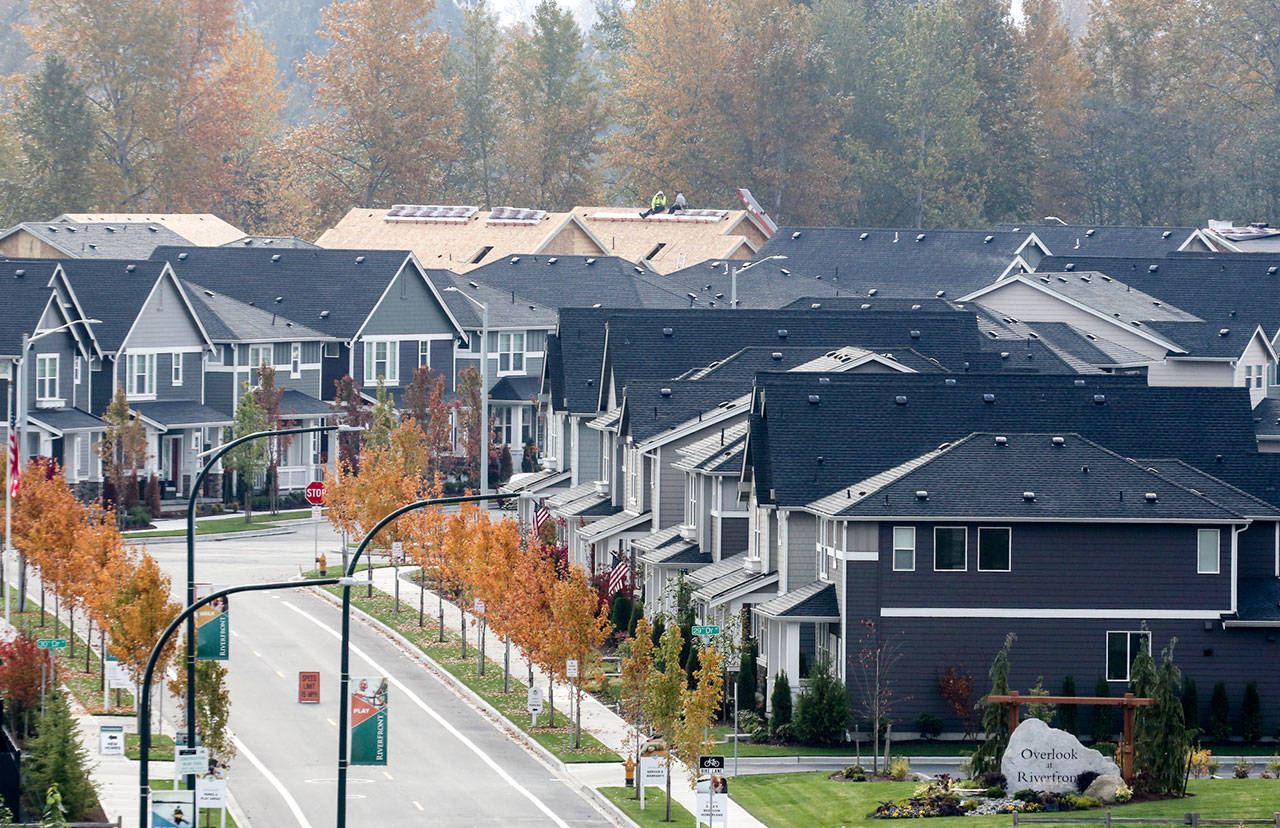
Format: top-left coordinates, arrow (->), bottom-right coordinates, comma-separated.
875,521 -> 1231,611
1237,520 -> 1277,580
786,512 -> 818,591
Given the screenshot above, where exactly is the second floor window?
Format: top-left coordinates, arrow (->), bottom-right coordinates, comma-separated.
248,344 -> 271,371
934,526 -> 967,571
171,352 -> 183,386
126,353 -> 155,397
290,343 -> 302,377
893,526 -> 915,571
419,340 -> 431,368
498,332 -> 525,373
35,354 -> 58,401
1197,528 -> 1220,574
364,340 -> 398,384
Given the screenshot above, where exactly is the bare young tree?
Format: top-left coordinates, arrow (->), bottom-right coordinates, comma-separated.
848,620 -> 909,773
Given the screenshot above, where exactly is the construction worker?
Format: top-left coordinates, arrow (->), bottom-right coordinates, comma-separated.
640,190 -> 666,218
669,192 -> 687,214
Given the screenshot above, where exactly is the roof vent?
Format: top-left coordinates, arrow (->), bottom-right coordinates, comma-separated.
355,255 -> 365,264
635,266 -> 644,273
944,378 -> 957,386
148,225 -> 158,232
915,490 -> 928,500
320,310 -> 330,318
1023,491 -> 1036,501
868,288 -> 878,296
1052,436 -> 1065,446
984,235 -> 994,244
271,254 -> 281,262
912,303 -> 921,310
1074,379 -> 1086,386
510,256 -> 520,263
126,264 -> 136,272
14,269 -> 24,277
547,257 -> 557,264
1093,394 -> 1106,404
780,268 -> 791,276
177,251 -> 188,260
983,393 -> 995,403
894,395 -> 907,405
818,376 -> 830,385
1148,264 -> 1159,272
791,231 -> 802,240
275,296 -> 283,303
910,329 -> 921,339
585,258 -> 595,265
808,394 -> 820,405
771,352 -> 782,360
203,289 -> 213,297
915,233 -> 926,242
859,232 -> 869,241
1162,230 -> 1172,238
1085,229 -> 1096,236
660,387 -> 672,397
936,290 -> 946,298
1145,492 -> 1158,503
860,303 -> 871,310
1000,351 -> 1010,359
1269,266 -> 1278,275
1064,263 -> 1075,271
777,329 -> 789,339
662,327 -> 673,337
995,436 -> 1008,445
1218,328 -> 1229,336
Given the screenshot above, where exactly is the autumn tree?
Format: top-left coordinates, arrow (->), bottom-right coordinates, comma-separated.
169,661 -> 236,767
100,548 -> 181,733
98,388 -> 148,526
252,363 -> 292,514
0,633 -> 45,736
366,379 -> 398,450
330,376 -> 371,472
644,623 -> 685,821
547,567 -> 611,748
619,616 -> 655,797
287,0 -> 459,230
11,459 -> 83,625
225,381 -> 267,523
454,366 -> 483,487
674,645 -> 723,785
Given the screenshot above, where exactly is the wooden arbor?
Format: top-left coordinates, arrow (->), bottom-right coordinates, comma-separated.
987,691 -> 1155,781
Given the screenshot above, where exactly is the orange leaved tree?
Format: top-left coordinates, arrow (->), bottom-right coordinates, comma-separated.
546,567 -> 611,748
100,547 -> 181,732
11,458 -> 85,627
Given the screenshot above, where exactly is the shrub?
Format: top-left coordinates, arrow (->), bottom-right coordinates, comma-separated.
979,771 -> 1006,789
627,601 -> 643,637
737,643 -> 758,714
772,722 -> 794,742
1188,748 -> 1218,778
1024,676 -> 1056,725
1208,681 -> 1231,742
1233,759 -> 1250,778
938,666 -> 977,739
1114,784 -> 1132,803
842,764 -> 867,782
1064,795 -> 1101,811
1014,789 -> 1039,803
608,594 -> 632,636
794,657 -> 849,745
1092,677 -> 1114,741
1267,754 -> 1280,777
770,671 -> 792,735
889,756 -> 911,781
145,472 -> 162,517
1241,682 -> 1262,742
1059,675 -> 1078,734
124,504 -> 152,528
915,712 -> 943,740
1076,770 -> 1100,793
985,786 -> 1005,798
1182,677 -> 1199,734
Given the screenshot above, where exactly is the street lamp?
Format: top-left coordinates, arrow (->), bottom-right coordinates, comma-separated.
4,317 -> 100,623
138,577 -> 341,828
729,256 -> 788,309
442,287 -> 489,496
336,491 -> 511,828
180,422 -> 360,792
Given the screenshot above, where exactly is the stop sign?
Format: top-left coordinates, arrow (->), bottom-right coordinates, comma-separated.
304,481 -> 326,506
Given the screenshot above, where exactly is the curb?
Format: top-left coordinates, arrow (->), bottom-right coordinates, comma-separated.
125,527 -> 299,545
311,587 -> 638,828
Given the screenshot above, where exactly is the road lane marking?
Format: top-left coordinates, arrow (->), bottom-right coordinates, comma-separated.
233,734 -> 314,828
276,670 -> 286,678
382,770 -> 393,780
252,649 -> 262,658
282,600 -> 571,828
231,630 -> 241,638
326,718 -> 337,727
412,801 -> 424,812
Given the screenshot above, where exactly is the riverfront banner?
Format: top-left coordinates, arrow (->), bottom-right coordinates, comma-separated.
194,583 -> 229,661
350,676 -> 388,766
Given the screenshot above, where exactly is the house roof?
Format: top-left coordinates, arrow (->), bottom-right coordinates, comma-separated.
278,389 -> 332,418
1129,457 -> 1280,517
0,260 -> 62,356
184,282 -> 330,342
578,509 -> 650,542
489,376 -> 541,403
27,407 -> 104,435
55,213 -> 244,246
674,421 -> 750,474
635,526 -> 709,566
499,468 -> 571,495
221,236 -> 320,249
546,481 -> 597,509
152,246 -> 437,340
1253,398 -> 1280,439
436,272 -> 558,329
691,567 -> 777,605
754,581 -> 839,621
547,308 -> 613,414
132,400 -> 233,429
748,373 -> 1278,508
1236,576 -> 1280,622
994,224 -> 1202,258
1016,321 -> 1153,368
663,227 -> 1038,306
54,259 -> 175,351
781,296 -> 958,313
688,551 -> 749,586
467,255 -> 692,310
809,432 -> 1273,521
558,493 -> 618,518
0,221 -> 193,258
619,381 -> 746,444
570,206 -> 767,273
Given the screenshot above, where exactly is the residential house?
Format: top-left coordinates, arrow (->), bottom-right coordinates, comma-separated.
993,223 -> 1219,257
0,221 -> 194,260
56,213 -> 245,246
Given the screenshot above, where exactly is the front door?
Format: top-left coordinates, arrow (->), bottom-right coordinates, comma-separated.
169,436 -> 182,493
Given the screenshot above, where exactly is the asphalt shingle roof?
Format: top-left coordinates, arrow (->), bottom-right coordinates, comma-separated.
185,282 -> 330,342
620,381 -> 746,444
56,259 -> 172,351
468,255 -> 692,310
749,373 -> 1278,508
490,376 -> 541,402
548,308 -> 612,414
4,221 -> 192,258
0,260 -> 62,356
132,400 -> 233,427
27,407 -> 104,433
1253,398 -> 1280,438
755,581 -> 839,620
674,422 -> 750,474
437,272 -> 558,329
995,224 -> 1201,258
278,389 -> 332,418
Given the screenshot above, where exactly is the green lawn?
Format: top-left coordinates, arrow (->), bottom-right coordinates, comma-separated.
729,776 -> 1280,828
148,779 -> 239,828
126,733 -> 175,760
723,739 -> 982,758
321,583 -> 621,764
599,787 -> 696,827
125,509 -> 314,538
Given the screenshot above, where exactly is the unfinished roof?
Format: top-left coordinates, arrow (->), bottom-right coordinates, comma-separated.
54,213 -> 244,246
569,206 -> 770,273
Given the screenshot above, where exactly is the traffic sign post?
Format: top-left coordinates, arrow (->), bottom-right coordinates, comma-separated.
304,482 -> 326,505
527,687 -> 543,726
475,598 -> 486,676
100,725 -> 125,756
306,482 -> 326,576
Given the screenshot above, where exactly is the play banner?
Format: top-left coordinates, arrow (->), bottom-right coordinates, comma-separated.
150,790 -> 195,827
194,584 -> 229,661
350,676 -> 388,766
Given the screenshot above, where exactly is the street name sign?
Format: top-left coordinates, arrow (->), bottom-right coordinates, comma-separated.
691,626 -> 720,636
36,638 -> 67,649
304,481 -> 326,506
298,671 -> 321,704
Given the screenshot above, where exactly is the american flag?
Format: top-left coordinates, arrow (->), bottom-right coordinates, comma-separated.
6,412 -> 18,499
606,553 -> 628,597
533,500 -> 550,532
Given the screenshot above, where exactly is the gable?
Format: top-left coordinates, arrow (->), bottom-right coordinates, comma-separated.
539,218 -> 608,257
0,229 -> 68,259
122,274 -> 206,350
359,262 -> 458,337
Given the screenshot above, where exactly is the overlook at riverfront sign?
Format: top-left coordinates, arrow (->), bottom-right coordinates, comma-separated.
1001,718 -> 1120,793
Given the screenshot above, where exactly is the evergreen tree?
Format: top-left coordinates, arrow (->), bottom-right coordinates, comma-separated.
770,670 -> 792,734
1092,677 -> 1114,742
1059,676 -> 1078,735
446,0 -> 504,207
969,633 -> 1014,776
21,690 -> 96,820
8,54 -> 98,219
794,656 -> 848,745
1181,677 -> 1199,736
1134,642 -> 1189,795
1240,682 -> 1262,743
365,378 -> 398,450
736,641 -> 757,714
1208,681 -> 1231,742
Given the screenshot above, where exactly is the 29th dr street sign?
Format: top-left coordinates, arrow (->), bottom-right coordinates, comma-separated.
691,626 -> 720,636
37,639 -> 67,650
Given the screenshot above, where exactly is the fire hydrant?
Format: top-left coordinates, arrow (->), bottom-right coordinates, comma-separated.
623,755 -> 636,787
317,553 -> 327,576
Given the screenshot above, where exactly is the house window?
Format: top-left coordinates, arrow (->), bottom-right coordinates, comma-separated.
248,343 -> 271,371
892,526 -> 915,571
289,343 -> 301,377
469,331 -> 482,353
125,353 -> 155,397
494,407 -> 513,445
35,354 -> 58,401
933,527 -> 966,571
1244,364 -> 1265,389
364,340 -> 398,385
1197,528 -> 1220,574
978,527 -> 1011,572
686,473 -> 697,524
73,358 -> 81,385
209,346 -> 222,365
498,332 -> 525,373
1106,630 -> 1151,682
171,352 -> 183,386
418,340 -> 431,368
324,342 -> 339,358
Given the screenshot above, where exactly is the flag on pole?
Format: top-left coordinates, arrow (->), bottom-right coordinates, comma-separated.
533,500 -> 550,533
6,412 -> 18,499
606,553 -> 628,597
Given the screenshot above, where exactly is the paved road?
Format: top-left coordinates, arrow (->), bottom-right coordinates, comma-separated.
142,522 -> 611,827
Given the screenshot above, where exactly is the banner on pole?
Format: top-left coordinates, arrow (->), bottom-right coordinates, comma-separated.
150,790 -> 194,828
194,584 -> 229,661
350,676 -> 388,765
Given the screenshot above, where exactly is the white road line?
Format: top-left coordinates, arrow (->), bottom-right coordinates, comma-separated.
234,734 -> 315,828
412,800 -> 424,812
231,630 -> 241,638
281,600 -> 571,828
252,649 -> 262,658
276,669 -> 286,678
382,770 -> 394,780
326,717 -> 337,727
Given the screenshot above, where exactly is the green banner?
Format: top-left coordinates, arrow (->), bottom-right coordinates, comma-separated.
194,585 -> 229,661
350,676 -> 388,766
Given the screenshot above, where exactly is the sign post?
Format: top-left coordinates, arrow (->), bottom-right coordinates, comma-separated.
696,757 -> 729,828
638,741 -> 668,809
391,541 -> 403,614
306,481 -> 325,575
526,686 -> 543,727
100,725 -> 124,756
298,671 -> 321,704
475,598 -> 486,675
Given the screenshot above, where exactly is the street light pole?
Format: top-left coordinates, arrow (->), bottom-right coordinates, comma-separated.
729,256 -> 788,309
138,578 -> 340,828
336,491 -> 510,828
443,287 -> 489,496
182,423 -> 348,792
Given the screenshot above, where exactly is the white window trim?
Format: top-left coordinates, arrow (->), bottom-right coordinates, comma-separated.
248,344 -> 272,370
892,526 -> 916,571
497,332 -> 526,376
35,353 -> 59,401
125,352 -> 156,400
171,352 -> 183,386
933,526 -> 967,572
73,357 -> 81,385
290,343 -> 302,378
1197,528 -> 1221,575
363,339 -> 399,386
418,340 -> 431,369
977,526 -> 1012,572
1105,630 -> 1151,682
324,342 -> 339,358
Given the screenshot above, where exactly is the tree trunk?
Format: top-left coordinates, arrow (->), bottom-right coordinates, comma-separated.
18,553 -> 26,613
460,609 -> 467,658
664,754 -> 672,822
548,681 -> 555,728
69,606 -> 75,657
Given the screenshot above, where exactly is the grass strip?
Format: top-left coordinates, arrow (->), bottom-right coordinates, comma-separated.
126,733 -> 175,760
599,786 -> 697,826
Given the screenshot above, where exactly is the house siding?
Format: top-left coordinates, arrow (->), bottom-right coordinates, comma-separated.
1237,520 -> 1278,580
785,511 -> 818,590
127,278 -> 205,349
205,371 -> 235,416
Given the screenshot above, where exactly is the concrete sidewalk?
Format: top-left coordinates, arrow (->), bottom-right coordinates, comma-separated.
365,565 -> 768,828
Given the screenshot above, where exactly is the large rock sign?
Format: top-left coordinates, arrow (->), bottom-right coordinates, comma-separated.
1001,718 -> 1121,793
